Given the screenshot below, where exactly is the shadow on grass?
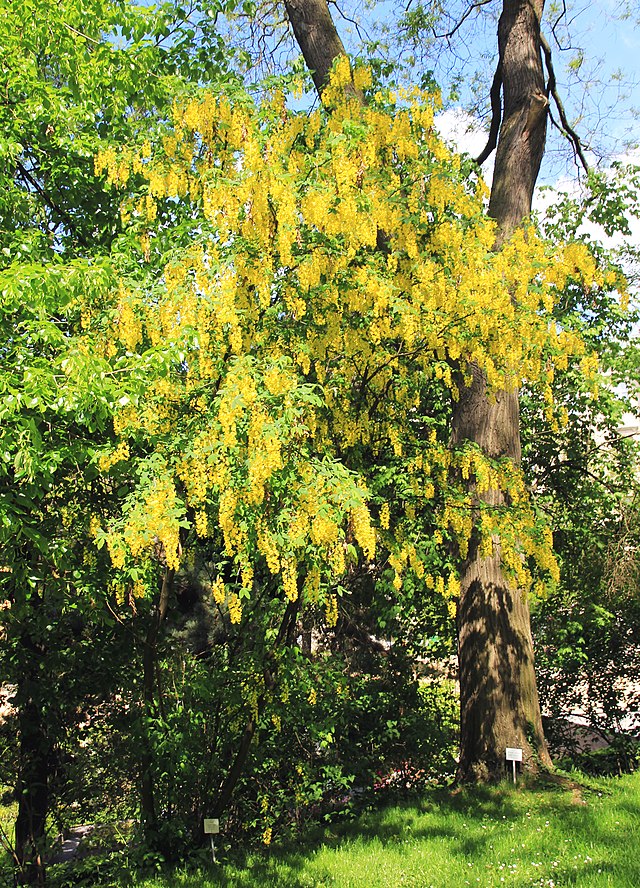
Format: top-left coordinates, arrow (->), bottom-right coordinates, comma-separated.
199,776 -> 640,888
48,773 -> 638,887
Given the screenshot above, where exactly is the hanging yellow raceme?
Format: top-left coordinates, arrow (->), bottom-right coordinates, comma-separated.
91,61 -> 624,616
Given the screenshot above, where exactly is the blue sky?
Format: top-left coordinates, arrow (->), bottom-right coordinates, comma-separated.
336,1 -> 639,179
551,2 -> 640,158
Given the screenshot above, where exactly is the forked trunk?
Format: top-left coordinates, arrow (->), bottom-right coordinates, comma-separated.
284,0 -> 553,781
453,0 -> 552,780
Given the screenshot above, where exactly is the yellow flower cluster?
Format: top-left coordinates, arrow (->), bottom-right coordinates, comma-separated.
282,556 -> 298,602
88,514 -> 101,538
325,594 -> 339,627
379,502 -> 390,530
228,591 -> 242,624
212,576 -> 225,605
115,285 -> 142,352
91,61 -> 623,611
350,504 -> 376,560
98,439 -> 129,472
303,565 -> 321,603
105,472 -> 182,572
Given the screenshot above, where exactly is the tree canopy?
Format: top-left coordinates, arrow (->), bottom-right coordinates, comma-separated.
87,63 -> 618,616
1,0 -> 639,883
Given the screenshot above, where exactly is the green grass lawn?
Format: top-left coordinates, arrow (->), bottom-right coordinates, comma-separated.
3,771 -> 639,887
125,771 -> 639,888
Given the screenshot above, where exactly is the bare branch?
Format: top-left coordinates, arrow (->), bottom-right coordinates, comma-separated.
433,0 -> 493,41
550,0 -> 586,52
550,0 -> 570,49
540,33 -> 589,173
551,0 -> 568,35
329,1 -> 369,45
474,60 -> 502,165
63,22 -> 103,45
16,160 -> 89,248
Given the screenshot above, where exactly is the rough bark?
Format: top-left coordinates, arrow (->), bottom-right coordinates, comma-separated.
452,371 -> 551,780
283,0 -> 553,781
284,1 -> 352,99
487,0 -> 549,246
453,0 -> 552,781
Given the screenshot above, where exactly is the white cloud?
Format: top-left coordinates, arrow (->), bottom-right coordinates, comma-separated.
434,108 -> 495,187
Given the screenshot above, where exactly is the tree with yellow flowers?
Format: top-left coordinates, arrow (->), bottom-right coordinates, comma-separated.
2,1 -> 637,875
93,68 -> 597,616
86,56 -> 624,819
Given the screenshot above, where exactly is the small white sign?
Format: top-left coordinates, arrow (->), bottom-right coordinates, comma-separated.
204,818 -> 220,834
505,747 -> 523,762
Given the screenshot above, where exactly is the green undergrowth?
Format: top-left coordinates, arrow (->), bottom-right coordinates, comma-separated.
3,771 -> 639,887
128,771 -> 640,887
0,791 -> 16,869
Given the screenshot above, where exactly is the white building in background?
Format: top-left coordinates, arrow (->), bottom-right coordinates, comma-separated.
617,417 -> 640,441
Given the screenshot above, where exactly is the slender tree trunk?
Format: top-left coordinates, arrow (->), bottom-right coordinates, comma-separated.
140,568 -> 173,836
453,0 -> 552,781
284,0 -> 552,781
212,597 -> 299,816
15,651 -> 49,886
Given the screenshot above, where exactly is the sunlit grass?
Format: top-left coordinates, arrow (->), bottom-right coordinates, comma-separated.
3,773 -> 637,885
0,788 -> 17,874
125,770 -> 640,888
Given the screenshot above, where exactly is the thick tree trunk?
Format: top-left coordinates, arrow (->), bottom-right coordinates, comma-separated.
452,370 -> 550,780
453,0 -> 552,781
284,0 -> 355,99
284,0 -> 553,781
